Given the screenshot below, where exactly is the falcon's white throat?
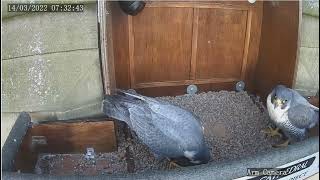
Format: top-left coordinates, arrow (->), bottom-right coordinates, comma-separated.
267,94 -> 290,123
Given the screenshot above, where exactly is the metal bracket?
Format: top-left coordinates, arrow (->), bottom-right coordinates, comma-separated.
85,147 -> 96,160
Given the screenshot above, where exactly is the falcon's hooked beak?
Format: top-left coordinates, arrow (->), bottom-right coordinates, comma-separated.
271,95 -> 287,109
272,98 -> 282,108
172,148 -> 211,167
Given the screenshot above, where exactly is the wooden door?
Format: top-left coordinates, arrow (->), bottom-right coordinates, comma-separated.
111,1 -> 263,96
130,7 -> 193,87
196,8 -> 248,80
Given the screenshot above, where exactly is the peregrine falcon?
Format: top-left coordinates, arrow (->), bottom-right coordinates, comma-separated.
264,85 -> 319,147
102,89 -> 210,166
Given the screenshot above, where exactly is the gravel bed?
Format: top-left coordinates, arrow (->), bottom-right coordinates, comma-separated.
35,91 -> 279,175
157,91 -> 278,162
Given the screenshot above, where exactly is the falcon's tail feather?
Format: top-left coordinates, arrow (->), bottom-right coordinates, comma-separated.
116,89 -> 160,104
102,94 -> 133,124
116,89 -> 146,101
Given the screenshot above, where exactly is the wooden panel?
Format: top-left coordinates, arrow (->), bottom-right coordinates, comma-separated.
254,1 -> 300,99
190,8 -> 199,80
243,2 -> 263,92
196,8 -> 248,79
99,1 -> 116,95
111,2 -> 131,89
111,1 -> 263,96
136,82 -> 235,97
135,78 -> 238,88
24,120 -> 116,153
146,1 -> 252,10
15,120 -> 116,172
130,7 -> 193,85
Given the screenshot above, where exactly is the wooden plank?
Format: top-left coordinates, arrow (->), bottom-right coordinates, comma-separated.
292,2 -> 303,91
98,1 -> 116,95
130,7 -> 193,84
136,82 -> 235,97
146,1 -> 254,10
128,15 -> 135,88
111,2 -> 131,89
244,2 -> 263,92
27,120 -> 116,153
254,1 -> 300,99
240,10 -> 252,80
196,8 -> 248,79
134,78 -> 239,88
190,8 -> 199,80
15,120 -> 117,173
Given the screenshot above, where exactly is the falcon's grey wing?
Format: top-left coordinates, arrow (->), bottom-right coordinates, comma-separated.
149,102 -> 205,151
288,104 -> 319,129
128,104 -> 183,157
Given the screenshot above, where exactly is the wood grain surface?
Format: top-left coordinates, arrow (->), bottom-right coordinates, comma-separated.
15,120 -> 116,173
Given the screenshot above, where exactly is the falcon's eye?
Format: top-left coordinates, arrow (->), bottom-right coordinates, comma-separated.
282,100 -> 287,103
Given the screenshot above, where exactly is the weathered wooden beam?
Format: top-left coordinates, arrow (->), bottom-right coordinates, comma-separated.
254,1 -> 301,100
98,0 -> 116,95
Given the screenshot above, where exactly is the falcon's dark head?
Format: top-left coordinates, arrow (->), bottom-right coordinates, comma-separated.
172,144 -> 211,166
271,85 -> 293,109
187,145 -> 211,165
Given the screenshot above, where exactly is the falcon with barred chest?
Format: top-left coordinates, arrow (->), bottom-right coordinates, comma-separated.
264,85 -> 319,147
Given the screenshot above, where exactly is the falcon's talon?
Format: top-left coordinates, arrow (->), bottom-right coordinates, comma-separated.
272,139 -> 290,148
261,127 -> 283,138
168,161 -> 181,169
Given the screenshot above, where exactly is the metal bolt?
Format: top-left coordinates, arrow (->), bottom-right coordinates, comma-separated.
236,81 -> 245,92
187,84 -> 198,95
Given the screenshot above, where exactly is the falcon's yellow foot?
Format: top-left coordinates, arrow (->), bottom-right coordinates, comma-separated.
168,161 -> 181,169
261,126 -> 283,138
272,139 -> 290,148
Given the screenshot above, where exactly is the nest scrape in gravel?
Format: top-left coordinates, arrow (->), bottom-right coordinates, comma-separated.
35,91 -> 279,175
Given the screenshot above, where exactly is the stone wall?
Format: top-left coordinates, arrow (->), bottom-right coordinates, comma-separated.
294,0 -> 319,96
1,1 -> 104,147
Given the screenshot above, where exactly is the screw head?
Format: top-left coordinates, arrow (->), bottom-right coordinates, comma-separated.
236,81 -> 245,92
187,84 -> 198,95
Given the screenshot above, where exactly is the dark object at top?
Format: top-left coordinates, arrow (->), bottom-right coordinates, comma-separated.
119,1 -> 146,16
